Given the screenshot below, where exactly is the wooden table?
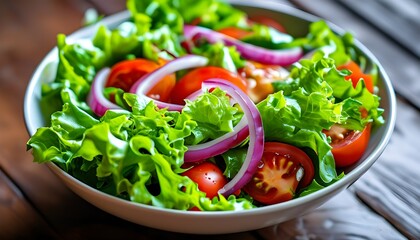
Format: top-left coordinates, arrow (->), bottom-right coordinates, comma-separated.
1,0 -> 418,239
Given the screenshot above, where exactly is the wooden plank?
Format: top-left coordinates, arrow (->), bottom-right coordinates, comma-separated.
257,190 -> 405,239
0,168 -> 58,239
351,98 -> 420,239
286,1 -> 420,238
290,0 -> 420,110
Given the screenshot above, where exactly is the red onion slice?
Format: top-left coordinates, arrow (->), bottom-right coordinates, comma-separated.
183,25 -> 303,66
198,79 -> 264,196
129,55 -> 208,111
87,68 -> 122,116
184,117 -> 249,162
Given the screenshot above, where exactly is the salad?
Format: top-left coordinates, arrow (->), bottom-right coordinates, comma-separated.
27,0 -> 384,211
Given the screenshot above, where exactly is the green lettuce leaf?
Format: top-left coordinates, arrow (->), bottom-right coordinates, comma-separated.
257,90 -> 340,185
241,23 -> 293,49
191,42 -> 245,72
28,88 -> 254,210
182,88 -> 242,145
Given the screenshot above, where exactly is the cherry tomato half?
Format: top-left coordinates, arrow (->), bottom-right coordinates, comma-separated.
337,60 -> 374,93
217,27 -> 252,39
244,142 -> 314,205
170,66 -> 248,104
324,124 -> 372,168
106,58 -> 176,102
181,161 -> 227,199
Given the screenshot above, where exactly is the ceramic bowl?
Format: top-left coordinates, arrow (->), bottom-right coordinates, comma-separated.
24,0 -> 396,234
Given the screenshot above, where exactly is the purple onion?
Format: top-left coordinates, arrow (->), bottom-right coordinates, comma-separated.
199,79 -> 264,196
184,25 -> 303,66
87,68 -> 122,116
129,55 -> 208,111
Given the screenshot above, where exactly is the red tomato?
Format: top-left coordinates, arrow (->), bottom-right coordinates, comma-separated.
337,61 -> 374,93
244,142 -> 315,205
181,161 -> 227,199
106,58 -> 176,102
325,124 -> 372,168
217,27 -> 252,39
170,66 -> 248,104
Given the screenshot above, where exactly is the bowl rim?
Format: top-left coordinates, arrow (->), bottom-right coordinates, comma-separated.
23,0 -> 397,231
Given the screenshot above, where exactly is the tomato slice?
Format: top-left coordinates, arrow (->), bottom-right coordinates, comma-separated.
181,161 -> 227,199
106,58 -> 176,102
244,142 -> 314,205
325,124 -> 371,168
170,66 -> 247,104
337,60 -> 374,93
217,27 -> 252,39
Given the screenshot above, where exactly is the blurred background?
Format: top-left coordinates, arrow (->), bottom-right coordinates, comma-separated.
0,0 -> 418,239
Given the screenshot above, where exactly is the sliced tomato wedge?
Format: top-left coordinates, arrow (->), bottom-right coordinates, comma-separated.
244,142 -> 314,205
324,123 -> 371,168
217,27 -> 252,39
337,60 -> 374,93
170,66 -> 247,104
106,58 -> 176,102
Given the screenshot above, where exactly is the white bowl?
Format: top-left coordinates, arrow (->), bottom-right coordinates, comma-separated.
24,0 -> 396,234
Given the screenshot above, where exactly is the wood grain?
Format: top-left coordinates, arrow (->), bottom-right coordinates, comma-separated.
258,190 -> 405,239
289,1 -> 420,238
0,168 -> 58,239
290,0 -> 420,109
352,99 -> 420,239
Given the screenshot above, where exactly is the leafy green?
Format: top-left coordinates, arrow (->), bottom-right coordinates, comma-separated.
257,90 -> 341,185
182,88 -> 241,145
28,89 -> 254,210
221,147 -> 247,178
191,42 -> 245,72
241,23 -> 293,49
128,0 -> 295,50
50,34 -> 105,107
127,0 -> 184,34
28,0 -> 385,210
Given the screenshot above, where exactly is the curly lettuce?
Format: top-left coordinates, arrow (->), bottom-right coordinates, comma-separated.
28,87 -> 254,210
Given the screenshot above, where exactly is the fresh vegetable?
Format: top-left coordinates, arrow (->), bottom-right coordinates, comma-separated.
217,27 -> 252,39
27,0 -> 385,211
195,79 -> 264,196
337,60 -> 374,93
170,66 -> 247,104
130,54 -> 208,111
183,25 -> 303,66
324,123 -> 372,167
106,58 -> 176,102
87,68 -> 122,116
244,142 -> 314,205
181,161 -> 227,199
